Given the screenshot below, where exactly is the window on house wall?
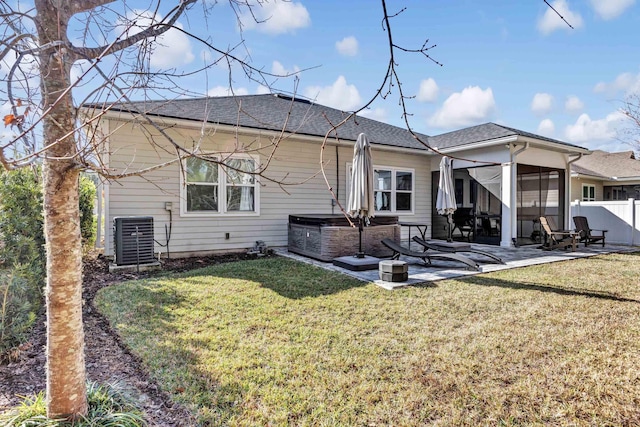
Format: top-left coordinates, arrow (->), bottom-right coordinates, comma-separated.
373,167 -> 414,213
348,164 -> 414,213
609,186 -> 627,200
183,156 -> 258,215
582,184 -> 596,201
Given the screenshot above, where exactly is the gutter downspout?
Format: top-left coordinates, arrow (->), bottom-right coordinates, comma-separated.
506,142 -> 529,246
565,153 -> 583,229
334,145 -> 339,214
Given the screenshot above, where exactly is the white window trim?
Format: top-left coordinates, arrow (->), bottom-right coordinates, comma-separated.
180,154 -> 260,217
346,162 -> 415,215
582,183 -> 596,202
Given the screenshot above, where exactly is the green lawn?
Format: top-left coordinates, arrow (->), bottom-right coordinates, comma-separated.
95,253 -> 640,426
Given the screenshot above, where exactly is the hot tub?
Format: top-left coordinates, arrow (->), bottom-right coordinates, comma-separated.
288,214 -> 400,261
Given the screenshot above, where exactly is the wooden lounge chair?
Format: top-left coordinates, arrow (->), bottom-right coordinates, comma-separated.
573,216 -> 607,247
381,238 -> 479,271
411,236 -> 505,264
539,216 -> 577,251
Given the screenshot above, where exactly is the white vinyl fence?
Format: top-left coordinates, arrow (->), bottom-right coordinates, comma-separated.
570,199 -> 640,246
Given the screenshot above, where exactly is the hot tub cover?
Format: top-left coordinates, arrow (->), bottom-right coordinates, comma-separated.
289,214 -> 398,227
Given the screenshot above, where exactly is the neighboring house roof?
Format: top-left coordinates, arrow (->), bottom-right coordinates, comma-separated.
95,94 -> 588,154
427,122 -> 588,153
99,93 -> 430,151
572,150 -> 640,180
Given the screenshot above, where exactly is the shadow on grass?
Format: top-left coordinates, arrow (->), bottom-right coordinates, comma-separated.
97,282 -> 245,425
97,256 -> 373,425
178,256 -> 369,299
460,275 -> 640,303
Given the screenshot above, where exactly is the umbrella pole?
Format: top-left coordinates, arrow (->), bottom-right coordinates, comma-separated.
447,213 -> 453,242
356,218 -> 365,258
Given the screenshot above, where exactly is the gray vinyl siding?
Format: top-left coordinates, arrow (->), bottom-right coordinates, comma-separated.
105,120 -> 432,257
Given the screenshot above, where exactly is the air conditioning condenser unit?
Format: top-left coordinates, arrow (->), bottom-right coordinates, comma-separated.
113,216 -> 155,266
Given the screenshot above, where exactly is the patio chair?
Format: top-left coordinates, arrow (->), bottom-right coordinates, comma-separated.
573,216 -> 607,247
411,236 -> 505,264
539,216 -> 577,251
381,238 -> 479,271
451,208 -> 474,241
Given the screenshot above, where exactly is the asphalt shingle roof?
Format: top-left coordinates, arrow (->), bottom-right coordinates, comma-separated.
101,94 -> 587,153
572,150 -> 640,179
427,122 -> 586,152
105,94 -> 430,151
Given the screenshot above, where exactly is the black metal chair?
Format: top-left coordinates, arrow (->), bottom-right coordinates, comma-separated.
381,238 -> 479,270
412,236 -> 505,264
451,208 -> 474,241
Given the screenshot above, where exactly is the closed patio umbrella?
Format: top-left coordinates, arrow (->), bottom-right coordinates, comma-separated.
348,133 -> 375,257
436,156 -> 457,242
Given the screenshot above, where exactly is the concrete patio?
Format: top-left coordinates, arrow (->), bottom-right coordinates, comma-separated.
276,241 -> 638,290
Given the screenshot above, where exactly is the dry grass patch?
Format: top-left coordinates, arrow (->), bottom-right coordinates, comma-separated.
95,253 -> 640,426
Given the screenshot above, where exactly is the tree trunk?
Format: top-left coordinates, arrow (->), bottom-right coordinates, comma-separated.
35,0 -> 88,419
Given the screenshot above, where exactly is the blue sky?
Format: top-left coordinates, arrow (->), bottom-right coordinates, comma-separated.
173,0 -> 637,152
5,0 -> 640,153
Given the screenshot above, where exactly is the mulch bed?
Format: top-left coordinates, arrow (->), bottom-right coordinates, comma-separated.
0,251 -> 269,426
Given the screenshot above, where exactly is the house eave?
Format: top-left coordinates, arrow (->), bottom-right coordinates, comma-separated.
437,135 -> 591,155
93,109 -> 432,155
603,176 -> 640,183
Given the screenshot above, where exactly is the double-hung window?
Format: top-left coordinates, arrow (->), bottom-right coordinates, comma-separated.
183,156 -> 258,215
581,184 -> 595,202
362,166 -> 414,213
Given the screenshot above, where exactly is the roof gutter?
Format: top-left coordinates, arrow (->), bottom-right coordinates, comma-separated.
436,136 -> 518,153
604,176 -> 640,182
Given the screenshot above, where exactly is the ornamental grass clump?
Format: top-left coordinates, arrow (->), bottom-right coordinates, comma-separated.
0,381 -> 146,426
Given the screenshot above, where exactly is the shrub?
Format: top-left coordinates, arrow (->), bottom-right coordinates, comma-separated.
0,167 -> 44,361
0,167 -> 45,266
79,174 -> 97,249
0,268 -> 38,360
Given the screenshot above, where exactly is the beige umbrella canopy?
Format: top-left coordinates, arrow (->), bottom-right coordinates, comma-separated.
436,156 -> 457,241
347,133 -> 375,257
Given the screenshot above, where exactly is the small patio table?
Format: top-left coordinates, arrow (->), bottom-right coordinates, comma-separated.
398,221 -> 429,244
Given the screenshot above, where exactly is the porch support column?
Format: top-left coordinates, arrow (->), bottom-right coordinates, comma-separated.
564,169 -> 571,229
500,162 -> 515,247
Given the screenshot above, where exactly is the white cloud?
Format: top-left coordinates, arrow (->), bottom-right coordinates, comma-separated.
537,119 -> 556,136
255,85 -> 271,95
428,86 -> 496,128
565,95 -> 584,113
70,60 -> 91,85
304,76 -> 362,111
335,36 -> 358,57
117,10 -> 194,69
360,107 -> 388,122
537,0 -> 584,35
593,72 -> 640,95
239,1 -> 310,34
151,23 -> 194,68
531,93 -> 554,115
271,60 -> 300,76
417,78 -> 439,103
590,0 -> 635,20
564,111 -> 626,143
207,86 -> 249,97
